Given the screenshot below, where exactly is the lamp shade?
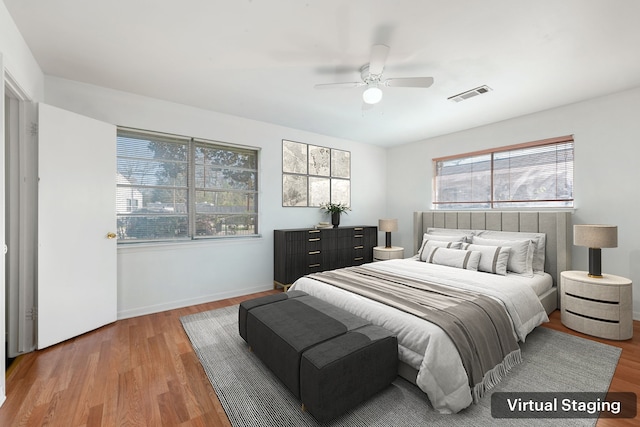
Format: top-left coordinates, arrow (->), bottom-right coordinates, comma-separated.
378,219 -> 398,232
574,225 -> 618,248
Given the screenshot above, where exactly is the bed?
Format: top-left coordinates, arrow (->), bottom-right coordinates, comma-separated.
289,210 -> 572,414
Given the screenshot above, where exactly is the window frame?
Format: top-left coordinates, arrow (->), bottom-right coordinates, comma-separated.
281,139 -> 351,207
116,127 -> 259,243
432,135 -> 574,210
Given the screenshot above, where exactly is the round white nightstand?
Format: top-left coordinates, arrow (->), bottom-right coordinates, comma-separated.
373,246 -> 404,262
560,270 -> 633,340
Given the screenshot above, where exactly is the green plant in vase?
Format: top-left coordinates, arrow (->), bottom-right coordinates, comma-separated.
320,202 -> 350,228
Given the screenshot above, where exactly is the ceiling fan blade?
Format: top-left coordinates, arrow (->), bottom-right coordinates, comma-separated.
314,82 -> 364,90
368,44 -> 389,76
383,77 -> 434,88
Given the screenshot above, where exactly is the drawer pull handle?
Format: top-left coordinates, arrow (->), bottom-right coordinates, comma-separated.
354,245 -> 364,249
354,227 -> 363,231
309,263 -> 321,268
354,257 -> 364,261
308,230 -> 320,234
308,238 -> 320,242
308,250 -> 320,255
354,235 -> 363,238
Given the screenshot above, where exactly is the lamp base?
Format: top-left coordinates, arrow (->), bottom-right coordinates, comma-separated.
588,247 -> 602,278
385,232 -> 392,249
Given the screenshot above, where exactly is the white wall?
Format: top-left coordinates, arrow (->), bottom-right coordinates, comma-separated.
44,76 -> 387,318
0,3 -> 43,101
387,87 -> 640,318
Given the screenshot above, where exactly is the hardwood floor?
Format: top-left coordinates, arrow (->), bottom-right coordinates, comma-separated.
544,310 -> 640,427
1,293 -> 638,426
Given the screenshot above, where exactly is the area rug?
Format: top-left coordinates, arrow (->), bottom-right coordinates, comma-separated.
180,305 -> 622,427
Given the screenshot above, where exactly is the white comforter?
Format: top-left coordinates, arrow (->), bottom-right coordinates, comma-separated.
289,258 -> 549,414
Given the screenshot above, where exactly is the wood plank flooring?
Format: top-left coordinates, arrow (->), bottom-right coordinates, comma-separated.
1,291 -> 638,426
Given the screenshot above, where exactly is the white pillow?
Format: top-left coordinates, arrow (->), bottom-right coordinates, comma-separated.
472,236 -> 534,277
426,228 -> 475,239
462,243 -> 510,275
425,247 -> 481,271
476,230 -> 546,272
421,233 -> 468,243
418,239 -> 463,262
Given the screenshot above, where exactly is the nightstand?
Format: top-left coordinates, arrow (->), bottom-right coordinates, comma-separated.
373,246 -> 404,261
560,270 -> 633,340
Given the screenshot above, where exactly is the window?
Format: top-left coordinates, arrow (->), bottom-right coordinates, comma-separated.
116,128 -> 258,242
433,135 -> 573,209
126,199 -> 139,210
281,140 -> 350,207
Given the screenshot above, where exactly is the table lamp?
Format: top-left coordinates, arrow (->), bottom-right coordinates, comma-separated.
573,224 -> 618,278
378,219 -> 398,248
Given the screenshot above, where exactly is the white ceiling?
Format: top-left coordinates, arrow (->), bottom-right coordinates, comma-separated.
5,0 -> 640,147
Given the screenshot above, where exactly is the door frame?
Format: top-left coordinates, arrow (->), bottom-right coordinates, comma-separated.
4,73 -> 37,359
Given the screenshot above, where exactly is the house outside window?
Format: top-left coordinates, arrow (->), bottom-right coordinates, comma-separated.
126,198 -> 139,211
116,128 -> 259,242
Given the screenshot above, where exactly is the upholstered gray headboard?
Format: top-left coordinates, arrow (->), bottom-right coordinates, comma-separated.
413,210 -> 573,292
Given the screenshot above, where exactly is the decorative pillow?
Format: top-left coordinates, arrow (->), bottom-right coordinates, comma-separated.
476,230 -> 546,272
472,236 -> 534,276
418,239 -> 463,262
425,247 -> 481,271
461,243 -> 510,275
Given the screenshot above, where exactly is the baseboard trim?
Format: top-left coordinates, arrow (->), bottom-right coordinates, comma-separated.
116,284 -> 272,320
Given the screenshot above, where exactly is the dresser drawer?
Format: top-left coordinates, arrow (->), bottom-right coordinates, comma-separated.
563,277 -> 621,303
306,230 -> 322,250
561,310 -> 623,340
353,244 -> 365,257
306,251 -> 323,268
562,294 -> 620,321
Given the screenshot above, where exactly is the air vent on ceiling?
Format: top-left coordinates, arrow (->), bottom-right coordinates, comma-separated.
448,85 -> 492,103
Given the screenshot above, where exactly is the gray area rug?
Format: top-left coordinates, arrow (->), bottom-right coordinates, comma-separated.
180,305 -> 621,427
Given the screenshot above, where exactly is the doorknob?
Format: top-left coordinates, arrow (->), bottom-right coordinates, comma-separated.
106,232 -> 117,239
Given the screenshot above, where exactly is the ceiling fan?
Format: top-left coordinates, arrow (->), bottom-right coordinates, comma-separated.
314,44 -> 434,105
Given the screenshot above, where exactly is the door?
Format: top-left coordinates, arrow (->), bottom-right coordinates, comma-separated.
37,103 -> 117,349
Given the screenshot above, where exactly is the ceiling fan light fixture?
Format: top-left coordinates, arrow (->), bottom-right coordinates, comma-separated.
363,86 -> 383,104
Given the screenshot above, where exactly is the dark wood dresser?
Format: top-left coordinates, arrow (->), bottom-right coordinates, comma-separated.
274,226 -> 377,290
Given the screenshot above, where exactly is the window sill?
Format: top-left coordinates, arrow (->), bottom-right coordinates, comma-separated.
117,234 -> 263,253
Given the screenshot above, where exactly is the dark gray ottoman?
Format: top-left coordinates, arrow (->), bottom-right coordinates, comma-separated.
240,291 -> 398,422
244,294 -> 369,398
300,324 -> 398,423
238,290 -> 306,341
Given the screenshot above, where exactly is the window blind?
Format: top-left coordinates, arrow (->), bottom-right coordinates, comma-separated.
117,128 -> 259,242
433,136 -> 574,209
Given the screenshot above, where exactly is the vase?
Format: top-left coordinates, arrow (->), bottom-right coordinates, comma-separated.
331,212 -> 340,228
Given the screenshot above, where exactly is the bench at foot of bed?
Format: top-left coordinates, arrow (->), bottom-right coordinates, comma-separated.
239,291 -> 398,423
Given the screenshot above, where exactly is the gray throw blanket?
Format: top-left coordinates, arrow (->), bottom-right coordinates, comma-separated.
307,265 -> 522,401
